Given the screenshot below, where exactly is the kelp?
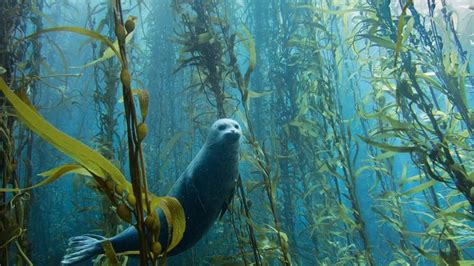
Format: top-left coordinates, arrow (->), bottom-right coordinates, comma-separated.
353,0 -> 474,264
21,26 -> 124,66
0,78 -> 129,190
285,1 -> 378,264
231,22 -> 292,266
0,6 -> 186,262
171,0 -> 229,118
0,1 -> 40,264
3,0 -> 474,265
358,0 -> 474,203
87,0 -> 122,242
114,2 -> 154,262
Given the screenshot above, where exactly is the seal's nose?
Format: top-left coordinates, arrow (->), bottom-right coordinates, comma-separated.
225,130 -> 240,142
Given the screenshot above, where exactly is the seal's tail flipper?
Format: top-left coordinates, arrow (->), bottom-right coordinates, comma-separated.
61,234 -> 105,265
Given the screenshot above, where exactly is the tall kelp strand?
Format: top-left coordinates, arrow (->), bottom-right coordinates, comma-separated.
1,0 -> 474,265
87,1 -> 122,239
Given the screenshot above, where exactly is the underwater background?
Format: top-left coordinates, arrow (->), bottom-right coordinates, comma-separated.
1,0 -> 473,265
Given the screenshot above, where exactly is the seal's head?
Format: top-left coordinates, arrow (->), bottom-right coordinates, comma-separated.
206,118 -> 242,147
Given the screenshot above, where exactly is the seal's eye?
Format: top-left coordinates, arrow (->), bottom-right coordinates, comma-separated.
234,125 -> 239,129
218,125 -> 226,131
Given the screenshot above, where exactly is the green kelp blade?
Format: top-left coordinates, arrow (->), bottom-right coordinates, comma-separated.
359,136 -> 418,153
443,200 -> 470,214
355,165 -> 388,178
21,26 -> 124,66
248,90 -> 272,98
402,180 -> 437,196
0,78 -> 128,189
394,0 -> 413,67
241,24 -> 256,88
358,34 -> 396,50
413,245 -> 443,264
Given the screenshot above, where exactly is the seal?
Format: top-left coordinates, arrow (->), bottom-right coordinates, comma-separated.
61,118 -> 241,264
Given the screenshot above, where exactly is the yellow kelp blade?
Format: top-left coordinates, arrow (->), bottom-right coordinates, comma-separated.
0,78 -> 128,189
150,196 -> 186,252
80,31 -> 135,68
0,164 -> 90,192
39,164 -> 91,178
394,0 -> 413,68
459,260 -> 474,265
102,240 -> 120,265
118,89 -> 149,121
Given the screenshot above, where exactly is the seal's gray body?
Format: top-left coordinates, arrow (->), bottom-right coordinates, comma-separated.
62,118 -> 241,264
167,124 -> 239,253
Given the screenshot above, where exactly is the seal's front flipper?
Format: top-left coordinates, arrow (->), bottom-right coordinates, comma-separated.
219,186 -> 235,220
62,234 -> 105,265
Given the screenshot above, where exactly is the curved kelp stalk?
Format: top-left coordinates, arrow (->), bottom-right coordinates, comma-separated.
0,38 -> 185,265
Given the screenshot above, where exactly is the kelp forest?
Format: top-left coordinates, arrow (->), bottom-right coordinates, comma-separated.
0,0 -> 473,265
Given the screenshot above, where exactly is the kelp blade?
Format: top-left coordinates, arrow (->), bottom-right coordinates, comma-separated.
22,26 -> 124,66
0,164 -> 90,192
150,196 -> 186,252
0,77 -> 129,189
